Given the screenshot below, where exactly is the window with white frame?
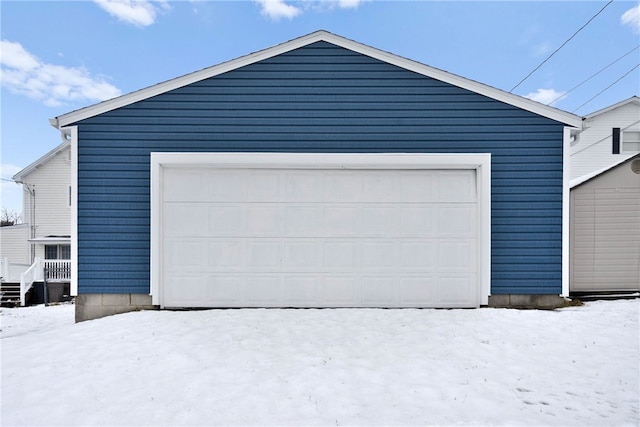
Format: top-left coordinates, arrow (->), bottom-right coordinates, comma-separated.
623,131 -> 640,153
45,245 -> 71,260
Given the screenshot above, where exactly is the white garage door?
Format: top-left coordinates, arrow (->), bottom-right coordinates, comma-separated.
152,153 -> 490,308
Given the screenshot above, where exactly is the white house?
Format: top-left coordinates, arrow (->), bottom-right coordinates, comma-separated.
570,96 -> 640,182
0,141 -> 71,305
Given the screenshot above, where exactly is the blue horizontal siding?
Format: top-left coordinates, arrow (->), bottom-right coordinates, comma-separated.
74,41 -> 566,296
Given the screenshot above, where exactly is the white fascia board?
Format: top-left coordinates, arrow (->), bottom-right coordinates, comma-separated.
570,152 -> 640,188
150,152 -> 491,307
51,30 -> 582,129
12,141 -> 70,183
584,96 -> 640,119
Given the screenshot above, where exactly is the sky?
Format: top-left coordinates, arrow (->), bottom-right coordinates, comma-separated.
1,0 -> 639,214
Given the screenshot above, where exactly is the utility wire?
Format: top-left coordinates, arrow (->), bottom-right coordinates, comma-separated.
572,63 -> 640,113
546,44 -> 640,105
510,0 -> 614,93
572,119 -> 640,156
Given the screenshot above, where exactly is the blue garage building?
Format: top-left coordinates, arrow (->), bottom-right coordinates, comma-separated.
50,31 -> 582,321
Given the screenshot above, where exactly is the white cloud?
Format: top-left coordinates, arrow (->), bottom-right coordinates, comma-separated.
523,88 -> 567,106
256,0 -> 302,20
0,40 -> 121,107
256,0 -> 367,20
93,0 -> 170,27
337,0 -> 365,9
621,4 -> 640,33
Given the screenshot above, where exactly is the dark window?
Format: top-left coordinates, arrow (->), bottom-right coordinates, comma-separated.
45,245 -> 71,260
613,128 -> 620,154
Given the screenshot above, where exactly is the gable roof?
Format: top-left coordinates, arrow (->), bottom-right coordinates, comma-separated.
585,96 -> 640,120
570,152 -> 640,188
50,30 -> 583,129
13,141 -> 70,183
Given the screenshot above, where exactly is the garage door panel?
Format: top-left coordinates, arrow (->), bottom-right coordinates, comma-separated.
439,241 -> 477,272
284,206 -> 322,235
362,207 -> 399,235
247,241 -> 282,269
246,172 -> 280,201
323,276 -> 359,305
325,173 -> 362,202
166,239 -> 203,269
284,277 -> 319,304
246,206 -> 283,235
284,172 -> 323,202
206,171 -> 247,202
323,241 -> 360,269
159,162 -> 483,308
400,242 -> 437,269
399,172 -> 436,201
400,277 -> 437,305
284,241 -> 321,269
209,276 -> 244,303
437,206 -> 477,237
324,206 -> 361,236
361,242 -> 397,270
208,206 -> 243,236
362,172 -> 397,201
164,204 -> 207,237
166,274 -> 205,304
246,277 -> 282,304
163,169 -> 204,202
439,275 -> 477,306
362,277 -> 400,304
400,207 -> 436,235
208,240 -> 243,269
437,171 -> 476,202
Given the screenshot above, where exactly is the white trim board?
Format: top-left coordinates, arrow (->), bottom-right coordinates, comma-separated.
50,30 -> 582,129
68,126 -> 79,296
150,152 -> 491,308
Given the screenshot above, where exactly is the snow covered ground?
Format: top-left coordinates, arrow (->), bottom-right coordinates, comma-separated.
1,300 -> 638,426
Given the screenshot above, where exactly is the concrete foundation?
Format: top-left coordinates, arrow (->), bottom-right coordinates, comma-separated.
75,294 -> 158,322
487,294 -> 569,309
74,293 -> 570,321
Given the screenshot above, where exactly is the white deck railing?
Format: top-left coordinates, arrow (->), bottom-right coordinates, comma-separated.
3,258 -> 72,306
43,260 -> 72,282
20,258 -> 43,307
1,258 -> 31,283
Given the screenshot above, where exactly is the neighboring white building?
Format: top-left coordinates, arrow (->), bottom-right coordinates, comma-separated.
0,141 -> 71,304
570,96 -> 640,181
12,141 -> 72,263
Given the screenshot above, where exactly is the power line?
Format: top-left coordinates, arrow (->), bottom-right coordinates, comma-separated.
572,119 -> 640,156
546,44 -> 640,106
572,64 -> 640,113
510,0 -> 614,93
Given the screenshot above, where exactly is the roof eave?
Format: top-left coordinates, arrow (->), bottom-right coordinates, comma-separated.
12,141 -> 71,183
50,30 -> 583,129
584,95 -> 640,120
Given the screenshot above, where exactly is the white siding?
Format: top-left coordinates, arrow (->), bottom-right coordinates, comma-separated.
0,224 -> 30,265
571,102 -> 640,181
21,145 -> 71,241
